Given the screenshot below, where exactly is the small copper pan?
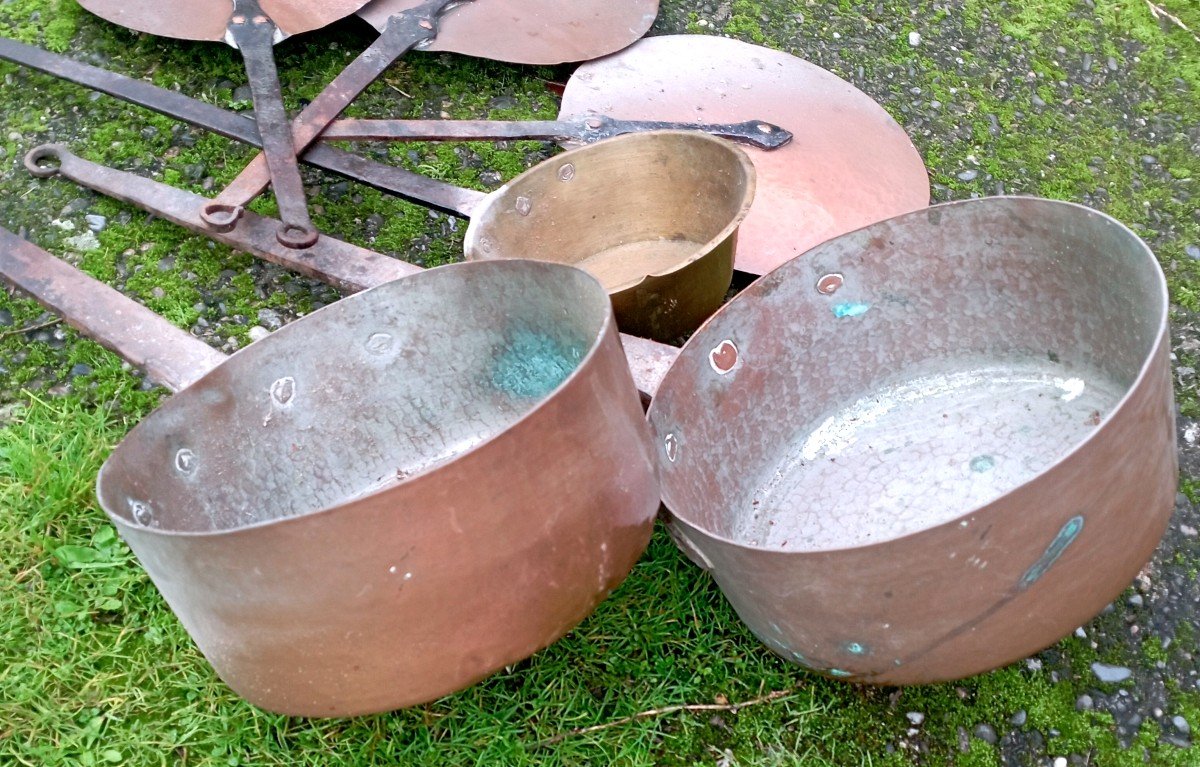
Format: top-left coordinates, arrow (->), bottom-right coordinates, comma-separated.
560,35 -> 932,276
463,131 -> 756,342
647,197 -> 1175,683
0,228 -> 659,715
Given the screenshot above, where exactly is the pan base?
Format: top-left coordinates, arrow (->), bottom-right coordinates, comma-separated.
577,239 -> 703,290
739,359 -> 1126,551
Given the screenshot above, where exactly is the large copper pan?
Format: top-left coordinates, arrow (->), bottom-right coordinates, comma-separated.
647,197 -> 1176,683
0,228 -> 659,715
358,0 -> 659,64
560,35 -> 932,276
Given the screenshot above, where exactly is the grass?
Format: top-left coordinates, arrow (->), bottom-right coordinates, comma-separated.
0,0 -> 1199,764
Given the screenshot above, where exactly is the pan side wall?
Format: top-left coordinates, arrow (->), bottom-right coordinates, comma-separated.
670,331 -> 1175,684
98,264 -> 608,533
466,133 -> 752,275
112,320 -> 659,716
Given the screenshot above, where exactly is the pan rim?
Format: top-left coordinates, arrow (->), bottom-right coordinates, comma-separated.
97,259 -> 620,538
651,195 -> 1171,556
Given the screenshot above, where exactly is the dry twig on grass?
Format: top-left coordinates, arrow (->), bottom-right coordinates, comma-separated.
536,687 -> 801,747
1144,0 -> 1200,43
0,318 -> 60,339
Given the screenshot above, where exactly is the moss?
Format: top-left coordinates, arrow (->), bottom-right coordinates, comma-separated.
726,1 -> 768,44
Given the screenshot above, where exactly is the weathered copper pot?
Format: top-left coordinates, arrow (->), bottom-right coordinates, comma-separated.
464,131 -> 756,343
647,197 -> 1175,684
0,228 -> 659,715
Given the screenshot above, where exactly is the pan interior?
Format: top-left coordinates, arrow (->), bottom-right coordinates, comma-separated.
97,262 -> 609,534
649,198 -> 1166,552
740,355 -> 1126,550
465,132 -> 754,293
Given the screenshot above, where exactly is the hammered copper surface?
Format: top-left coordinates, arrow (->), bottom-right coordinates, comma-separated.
560,35 -> 931,275
463,131 -> 755,342
648,197 -> 1175,683
76,0 -> 370,40
358,0 -> 658,64
0,234 -> 659,715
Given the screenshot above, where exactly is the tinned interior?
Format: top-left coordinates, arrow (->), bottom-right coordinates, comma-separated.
98,262 -> 609,533
650,199 -> 1166,550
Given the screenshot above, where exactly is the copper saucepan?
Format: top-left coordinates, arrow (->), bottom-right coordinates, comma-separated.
0,228 -> 660,716
647,197 -> 1176,683
462,131 -> 756,343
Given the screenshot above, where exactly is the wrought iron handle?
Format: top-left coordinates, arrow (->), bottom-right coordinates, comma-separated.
319,115 -> 794,150
0,223 -> 224,393
206,0 -> 469,227
0,39 -> 479,217
25,144 -> 419,293
203,0 -> 318,248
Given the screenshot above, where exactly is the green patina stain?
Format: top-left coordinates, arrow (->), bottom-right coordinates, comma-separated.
489,328 -> 584,399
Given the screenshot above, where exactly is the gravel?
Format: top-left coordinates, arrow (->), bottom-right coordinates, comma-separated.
1092,663 -> 1134,683
973,723 -> 998,744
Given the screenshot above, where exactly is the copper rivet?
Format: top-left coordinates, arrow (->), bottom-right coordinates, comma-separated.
709,340 -> 739,374
664,433 -> 679,462
558,163 -> 576,182
175,449 -> 197,475
816,273 -> 845,295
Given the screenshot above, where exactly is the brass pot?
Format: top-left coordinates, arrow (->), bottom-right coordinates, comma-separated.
465,130 -> 756,343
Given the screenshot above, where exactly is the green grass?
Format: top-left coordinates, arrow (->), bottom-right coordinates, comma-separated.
1,0 -> 1199,764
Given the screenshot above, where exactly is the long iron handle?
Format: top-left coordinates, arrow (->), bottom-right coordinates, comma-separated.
0,37 -> 485,216
319,116 -> 793,150
24,145 -> 679,398
205,0 -> 468,227
208,0 -> 318,249
25,145 -> 419,293
0,227 -> 224,393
